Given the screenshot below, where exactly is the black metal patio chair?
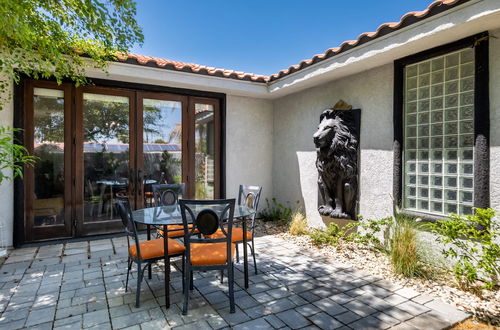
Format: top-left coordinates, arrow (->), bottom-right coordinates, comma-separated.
208,185 -> 262,275
115,195 -> 186,307
179,198 -> 236,314
151,183 -> 195,239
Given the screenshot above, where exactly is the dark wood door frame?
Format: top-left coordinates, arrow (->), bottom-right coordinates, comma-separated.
23,80 -> 73,242
189,97 -> 221,199
16,78 -> 225,244
74,86 -> 136,236
135,91 -> 189,207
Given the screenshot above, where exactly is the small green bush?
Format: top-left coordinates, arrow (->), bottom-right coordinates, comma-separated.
427,208 -> 500,289
309,222 -> 341,246
349,216 -> 393,251
0,126 -> 37,184
289,211 -> 308,236
259,198 -> 298,222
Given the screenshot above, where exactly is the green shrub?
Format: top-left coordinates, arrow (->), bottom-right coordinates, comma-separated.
427,208 -> 500,289
0,126 -> 37,184
259,198 -> 297,222
309,222 -> 341,246
289,211 -> 308,235
349,216 -> 393,251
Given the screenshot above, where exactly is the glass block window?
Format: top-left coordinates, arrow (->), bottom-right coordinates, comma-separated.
403,48 -> 474,216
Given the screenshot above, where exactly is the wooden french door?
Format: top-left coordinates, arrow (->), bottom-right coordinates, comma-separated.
74,86 -> 136,236
135,92 -> 188,209
135,93 -> 221,207
23,82 -> 221,242
189,97 -> 221,199
24,80 -> 73,241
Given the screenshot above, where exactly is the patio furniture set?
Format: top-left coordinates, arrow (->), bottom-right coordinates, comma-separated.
114,183 -> 262,315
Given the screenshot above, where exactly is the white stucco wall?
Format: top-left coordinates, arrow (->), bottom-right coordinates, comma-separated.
489,28 -> 500,218
225,95 -> 274,204
272,64 -> 394,227
0,79 -> 14,247
273,28 -> 500,228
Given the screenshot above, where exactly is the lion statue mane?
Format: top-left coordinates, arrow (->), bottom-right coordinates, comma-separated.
313,109 -> 358,219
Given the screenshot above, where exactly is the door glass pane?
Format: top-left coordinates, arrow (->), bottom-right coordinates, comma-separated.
142,99 -> 183,205
194,103 -> 215,199
33,88 -> 65,227
83,93 -> 129,222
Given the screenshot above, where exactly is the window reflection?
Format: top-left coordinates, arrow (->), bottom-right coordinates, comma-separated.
83,93 -> 129,222
33,88 -> 65,227
195,104 -> 215,199
142,99 -> 182,206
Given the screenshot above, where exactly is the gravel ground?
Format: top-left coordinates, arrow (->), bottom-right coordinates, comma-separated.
254,219 -> 500,326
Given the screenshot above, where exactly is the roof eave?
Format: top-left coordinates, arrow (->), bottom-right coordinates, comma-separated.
267,0 -> 500,98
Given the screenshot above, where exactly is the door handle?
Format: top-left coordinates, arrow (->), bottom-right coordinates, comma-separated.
137,169 -> 143,195
129,168 -> 135,195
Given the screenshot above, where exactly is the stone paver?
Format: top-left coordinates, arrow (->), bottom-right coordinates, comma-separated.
309,312 -> 343,329
275,309 -> 310,329
0,235 -> 469,329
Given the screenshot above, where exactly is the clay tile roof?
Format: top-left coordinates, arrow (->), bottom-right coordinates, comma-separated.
268,0 -> 470,82
115,0 -> 469,84
119,53 -> 268,83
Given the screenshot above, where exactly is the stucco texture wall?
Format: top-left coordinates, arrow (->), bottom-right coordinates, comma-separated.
225,95 -> 274,203
489,28 -> 500,218
272,64 -> 394,227
0,78 -> 14,247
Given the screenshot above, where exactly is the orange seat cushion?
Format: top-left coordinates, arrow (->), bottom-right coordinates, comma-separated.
129,238 -> 185,260
190,242 -> 235,266
157,224 -> 198,238
206,228 -> 252,242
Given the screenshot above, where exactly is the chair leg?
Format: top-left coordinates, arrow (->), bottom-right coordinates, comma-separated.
182,265 -> 189,315
181,255 -> 185,293
235,244 -> 240,263
249,240 -> 258,275
228,263 -> 235,313
189,270 -> 194,291
125,257 -> 132,292
135,263 -> 144,308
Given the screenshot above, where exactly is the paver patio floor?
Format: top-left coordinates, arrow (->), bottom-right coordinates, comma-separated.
0,234 -> 469,329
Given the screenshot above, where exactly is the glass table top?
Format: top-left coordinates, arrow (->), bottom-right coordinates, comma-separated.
131,204 -> 256,226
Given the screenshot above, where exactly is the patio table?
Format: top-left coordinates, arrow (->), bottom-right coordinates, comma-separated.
131,203 -> 255,307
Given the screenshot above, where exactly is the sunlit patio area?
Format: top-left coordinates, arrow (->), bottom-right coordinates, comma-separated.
1,0 -> 500,329
0,234 -> 469,330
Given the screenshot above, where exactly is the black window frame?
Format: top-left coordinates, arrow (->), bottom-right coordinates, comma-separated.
393,32 -> 489,221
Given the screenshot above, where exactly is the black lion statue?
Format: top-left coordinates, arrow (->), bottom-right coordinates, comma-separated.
313,109 -> 359,219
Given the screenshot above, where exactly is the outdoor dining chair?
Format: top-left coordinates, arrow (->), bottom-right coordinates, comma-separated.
179,199 -> 237,314
209,185 -> 262,275
115,195 -> 186,308
152,183 -> 196,239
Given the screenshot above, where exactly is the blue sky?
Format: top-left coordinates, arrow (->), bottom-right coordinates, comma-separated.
131,0 -> 434,76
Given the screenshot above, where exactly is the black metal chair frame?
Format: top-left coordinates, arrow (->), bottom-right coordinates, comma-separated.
152,183 -> 186,239
179,199 -> 236,314
115,195 -> 185,308
235,185 -> 262,274
152,183 -> 185,207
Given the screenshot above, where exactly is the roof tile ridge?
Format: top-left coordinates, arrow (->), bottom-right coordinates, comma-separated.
269,0 -> 465,81
120,53 -> 269,82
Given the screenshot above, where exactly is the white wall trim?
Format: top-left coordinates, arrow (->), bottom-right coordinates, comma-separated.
85,61 -> 271,99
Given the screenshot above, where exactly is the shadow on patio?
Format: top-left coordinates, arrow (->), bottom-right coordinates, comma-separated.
0,234 -> 469,329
